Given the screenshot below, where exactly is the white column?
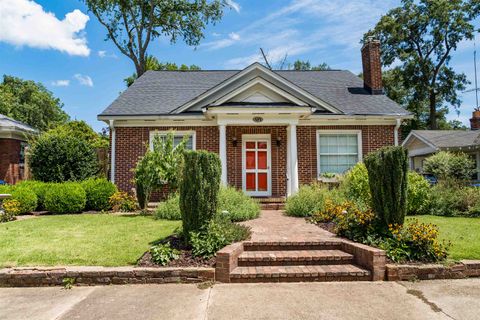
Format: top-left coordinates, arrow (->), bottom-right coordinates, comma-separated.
286,126 -> 292,196
109,120 -> 116,183
219,124 -> 228,185
289,124 -> 299,194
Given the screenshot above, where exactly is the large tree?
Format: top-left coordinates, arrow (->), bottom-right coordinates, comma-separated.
84,0 -> 225,78
124,55 -> 200,86
365,0 -> 480,129
0,75 -> 69,131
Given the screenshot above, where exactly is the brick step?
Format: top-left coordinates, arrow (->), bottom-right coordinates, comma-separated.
230,264 -> 371,283
257,198 -> 286,210
243,240 -> 343,252
238,250 -> 354,266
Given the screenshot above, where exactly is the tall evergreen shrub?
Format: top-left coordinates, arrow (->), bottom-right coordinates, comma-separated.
364,146 -> 408,229
180,150 -> 221,239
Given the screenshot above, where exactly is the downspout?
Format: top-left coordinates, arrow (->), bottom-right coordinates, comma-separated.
394,118 -> 401,146
109,120 -> 116,183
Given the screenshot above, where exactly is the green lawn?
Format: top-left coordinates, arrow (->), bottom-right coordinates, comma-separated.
408,215 -> 480,260
0,214 -> 180,267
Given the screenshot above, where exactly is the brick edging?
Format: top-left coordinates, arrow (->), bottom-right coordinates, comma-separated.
0,266 -> 215,287
386,260 -> 480,281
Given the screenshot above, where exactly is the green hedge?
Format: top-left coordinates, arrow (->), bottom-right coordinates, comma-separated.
16,180 -> 50,211
285,184 -> 339,217
44,182 -> 86,214
81,178 -> 117,211
180,150 -> 221,238
0,185 -> 37,215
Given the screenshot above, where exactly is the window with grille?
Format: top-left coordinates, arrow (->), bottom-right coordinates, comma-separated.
317,132 -> 361,175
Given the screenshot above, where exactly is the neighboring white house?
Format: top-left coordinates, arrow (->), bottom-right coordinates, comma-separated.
402,130 -> 480,180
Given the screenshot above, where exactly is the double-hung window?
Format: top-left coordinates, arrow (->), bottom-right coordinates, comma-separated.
149,131 -> 196,151
317,130 -> 362,176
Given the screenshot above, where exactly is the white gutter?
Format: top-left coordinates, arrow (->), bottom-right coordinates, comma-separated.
109,120 -> 116,183
394,118 -> 401,146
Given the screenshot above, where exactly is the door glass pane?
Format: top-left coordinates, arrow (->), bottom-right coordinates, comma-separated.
257,141 -> 267,149
246,173 -> 256,191
246,151 -> 256,169
258,173 -> 267,191
257,151 -> 267,169
246,141 -> 255,149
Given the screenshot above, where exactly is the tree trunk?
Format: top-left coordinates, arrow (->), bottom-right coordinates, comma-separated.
136,63 -> 146,78
429,91 -> 437,130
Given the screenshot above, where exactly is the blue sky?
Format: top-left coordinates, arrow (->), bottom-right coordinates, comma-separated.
0,0 -> 479,131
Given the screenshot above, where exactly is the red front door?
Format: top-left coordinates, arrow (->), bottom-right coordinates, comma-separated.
243,135 -> 271,196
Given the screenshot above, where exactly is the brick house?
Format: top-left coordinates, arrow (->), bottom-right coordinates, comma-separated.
0,114 -> 37,184
98,39 -> 411,198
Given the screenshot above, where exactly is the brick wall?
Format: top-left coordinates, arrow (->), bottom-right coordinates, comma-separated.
0,138 -> 21,184
113,125 -> 395,197
114,126 -> 219,193
226,126 -> 287,198
297,125 -> 396,185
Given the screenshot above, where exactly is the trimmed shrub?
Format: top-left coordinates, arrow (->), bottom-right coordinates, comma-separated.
155,194 -> 181,220
16,180 -> 50,211
44,182 -> 86,214
406,172 -> 431,215
180,150 -> 221,238
81,178 -> 117,211
29,133 -> 99,182
364,146 -> 408,229
0,185 -> 37,215
218,186 -> 260,222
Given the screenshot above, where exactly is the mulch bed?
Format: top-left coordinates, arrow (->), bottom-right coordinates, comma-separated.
137,235 -> 216,268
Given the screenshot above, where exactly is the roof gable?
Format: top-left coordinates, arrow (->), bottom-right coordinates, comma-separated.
173,63 -> 339,114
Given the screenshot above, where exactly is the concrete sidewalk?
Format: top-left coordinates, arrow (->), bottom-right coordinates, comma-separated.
1,279 -> 479,320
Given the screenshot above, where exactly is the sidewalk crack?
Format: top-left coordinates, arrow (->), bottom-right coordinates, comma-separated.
398,283 -> 457,320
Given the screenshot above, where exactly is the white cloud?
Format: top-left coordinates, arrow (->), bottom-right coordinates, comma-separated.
210,0 -> 399,69
203,32 -> 242,50
51,80 -> 70,87
0,0 -> 90,56
98,50 -> 117,58
74,74 -> 93,87
226,0 -> 241,13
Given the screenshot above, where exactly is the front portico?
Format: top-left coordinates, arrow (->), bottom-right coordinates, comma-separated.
211,110 -> 308,198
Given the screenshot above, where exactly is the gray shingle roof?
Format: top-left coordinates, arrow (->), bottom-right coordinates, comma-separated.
411,130 -> 480,149
99,69 -> 409,116
0,114 -> 37,133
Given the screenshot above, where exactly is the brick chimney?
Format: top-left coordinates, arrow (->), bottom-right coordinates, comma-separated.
361,37 -> 383,94
471,110 -> 480,130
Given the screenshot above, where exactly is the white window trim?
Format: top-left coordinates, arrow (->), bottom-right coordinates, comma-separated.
316,130 -> 363,178
149,130 -> 196,151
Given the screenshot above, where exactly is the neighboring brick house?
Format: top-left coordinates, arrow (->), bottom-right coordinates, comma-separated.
98,39 -> 411,198
0,114 -> 37,184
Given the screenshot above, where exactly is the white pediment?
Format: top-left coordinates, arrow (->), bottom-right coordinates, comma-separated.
211,78 -> 308,106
